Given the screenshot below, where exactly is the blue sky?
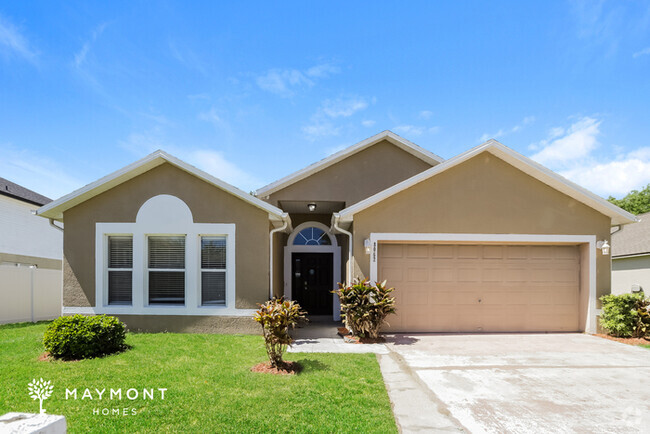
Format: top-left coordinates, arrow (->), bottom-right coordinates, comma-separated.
1,1 -> 650,200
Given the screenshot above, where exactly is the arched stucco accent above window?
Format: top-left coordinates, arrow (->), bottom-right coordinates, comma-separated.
136,194 -> 194,226
288,221 -> 337,246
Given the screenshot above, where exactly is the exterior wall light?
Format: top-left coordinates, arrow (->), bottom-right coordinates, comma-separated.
597,240 -> 610,255
364,239 -> 372,254
307,203 -> 317,212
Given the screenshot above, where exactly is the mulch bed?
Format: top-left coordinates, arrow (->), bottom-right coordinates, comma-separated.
337,327 -> 386,344
38,352 -> 51,362
594,334 -> 650,346
250,361 -> 302,375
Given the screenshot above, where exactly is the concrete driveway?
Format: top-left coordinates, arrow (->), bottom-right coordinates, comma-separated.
380,333 -> 650,433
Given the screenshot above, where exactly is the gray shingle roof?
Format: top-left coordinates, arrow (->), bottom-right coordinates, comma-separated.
0,177 -> 52,206
611,211 -> 650,257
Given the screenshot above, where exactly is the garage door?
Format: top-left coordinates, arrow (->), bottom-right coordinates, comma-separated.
379,243 -> 580,332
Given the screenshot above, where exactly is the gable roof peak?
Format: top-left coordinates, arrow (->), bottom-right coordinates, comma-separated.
255,130 -> 444,197
36,148 -> 289,226
336,138 -> 637,226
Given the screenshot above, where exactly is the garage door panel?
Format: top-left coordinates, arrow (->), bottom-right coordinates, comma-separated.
406,244 -> 429,258
379,243 -> 581,333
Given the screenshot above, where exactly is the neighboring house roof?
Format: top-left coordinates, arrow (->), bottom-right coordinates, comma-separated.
36,150 -> 290,228
334,139 -> 637,227
611,211 -> 650,257
255,130 -> 444,197
0,177 -> 52,206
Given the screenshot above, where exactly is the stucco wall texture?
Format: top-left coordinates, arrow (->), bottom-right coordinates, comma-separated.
265,139 -> 435,208
63,163 -> 270,310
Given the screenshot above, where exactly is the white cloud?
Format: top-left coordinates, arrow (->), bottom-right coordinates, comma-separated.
633,47 -> 650,58
301,121 -> 340,139
361,120 -> 376,127
393,125 -> 440,137
529,117 -> 600,167
302,96 -> 370,140
305,63 -> 340,78
198,107 -> 223,125
0,13 -> 37,63
394,125 -> 425,136
0,145 -> 84,199
119,129 -> 262,192
321,97 -> 368,118
560,154 -> 650,198
185,150 -> 262,193
479,116 -> 535,143
74,23 -> 107,68
418,110 -> 434,120
256,69 -> 312,97
255,63 -> 340,97
526,116 -> 650,197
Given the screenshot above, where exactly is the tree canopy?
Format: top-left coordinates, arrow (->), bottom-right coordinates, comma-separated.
608,184 -> 650,215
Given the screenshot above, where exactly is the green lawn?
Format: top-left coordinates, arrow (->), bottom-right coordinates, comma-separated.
0,322 -> 396,433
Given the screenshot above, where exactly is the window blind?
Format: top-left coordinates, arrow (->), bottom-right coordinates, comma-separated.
201,236 -> 226,305
148,236 -> 185,305
108,236 -> 132,305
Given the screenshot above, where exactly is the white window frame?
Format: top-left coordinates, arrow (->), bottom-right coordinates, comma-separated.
94,223 -> 241,316
199,235 -> 227,306
146,234 -> 187,307
106,234 -> 134,306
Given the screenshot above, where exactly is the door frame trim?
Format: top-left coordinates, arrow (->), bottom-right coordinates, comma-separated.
284,222 -> 341,320
369,233 -> 597,333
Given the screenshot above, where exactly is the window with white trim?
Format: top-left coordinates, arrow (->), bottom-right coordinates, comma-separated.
148,235 -> 186,305
107,235 -> 133,305
293,226 -> 332,245
201,236 -> 226,305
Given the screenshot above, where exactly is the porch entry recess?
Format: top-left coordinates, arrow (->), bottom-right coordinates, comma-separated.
284,221 -> 341,320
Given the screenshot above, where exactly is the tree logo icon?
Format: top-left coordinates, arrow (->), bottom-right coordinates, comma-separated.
27,378 -> 54,414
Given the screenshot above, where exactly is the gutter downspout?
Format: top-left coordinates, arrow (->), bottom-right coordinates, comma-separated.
332,213 -> 353,286
49,218 -> 64,232
269,215 -> 289,300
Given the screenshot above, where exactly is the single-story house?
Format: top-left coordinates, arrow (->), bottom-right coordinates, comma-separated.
611,211 -> 649,294
36,130 -> 636,333
0,177 -> 63,324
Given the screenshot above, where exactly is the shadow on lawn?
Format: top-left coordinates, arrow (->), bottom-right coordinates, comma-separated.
294,358 -> 328,372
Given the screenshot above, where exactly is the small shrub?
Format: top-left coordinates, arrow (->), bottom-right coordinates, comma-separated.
333,278 -> 396,339
600,292 -> 650,338
43,315 -> 127,360
253,298 -> 306,368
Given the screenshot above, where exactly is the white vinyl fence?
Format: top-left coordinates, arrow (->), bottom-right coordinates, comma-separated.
0,265 -> 62,324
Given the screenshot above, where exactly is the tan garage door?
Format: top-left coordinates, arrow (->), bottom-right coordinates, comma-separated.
379,243 -> 580,332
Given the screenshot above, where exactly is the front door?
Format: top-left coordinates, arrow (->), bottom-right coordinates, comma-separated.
292,252 -> 333,315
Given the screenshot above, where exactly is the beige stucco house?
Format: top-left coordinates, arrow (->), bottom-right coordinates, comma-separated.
611,211 -> 650,295
36,131 -> 636,334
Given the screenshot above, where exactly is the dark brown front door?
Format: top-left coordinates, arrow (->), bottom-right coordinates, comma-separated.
292,253 -> 333,315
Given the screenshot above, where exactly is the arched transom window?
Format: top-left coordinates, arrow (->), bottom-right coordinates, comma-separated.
293,226 -> 332,246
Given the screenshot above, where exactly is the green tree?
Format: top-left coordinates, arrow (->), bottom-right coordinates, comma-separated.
608,184 -> 650,215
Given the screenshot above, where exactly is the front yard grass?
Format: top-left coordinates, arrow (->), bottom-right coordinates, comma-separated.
0,322 -> 396,433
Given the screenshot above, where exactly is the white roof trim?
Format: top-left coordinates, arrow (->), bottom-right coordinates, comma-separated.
37,150 -> 289,226
255,130 -> 444,197
336,139 -> 637,226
